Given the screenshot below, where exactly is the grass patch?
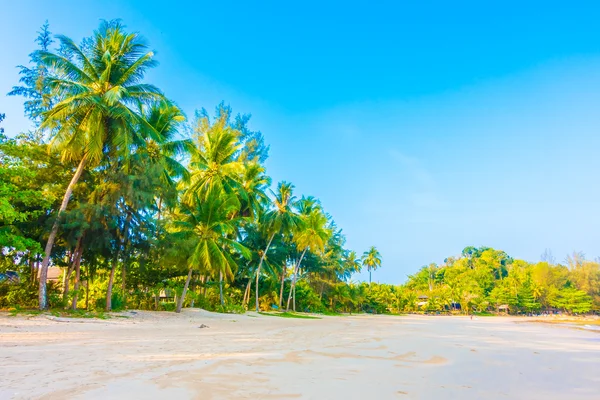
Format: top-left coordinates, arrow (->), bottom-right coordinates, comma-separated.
8,309 -> 43,317
259,312 -> 321,319
473,311 -> 496,317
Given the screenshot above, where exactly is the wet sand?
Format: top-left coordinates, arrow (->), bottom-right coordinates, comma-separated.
1,310 -> 599,399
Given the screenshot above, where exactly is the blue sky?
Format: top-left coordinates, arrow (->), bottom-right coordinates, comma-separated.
1,1 -> 599,283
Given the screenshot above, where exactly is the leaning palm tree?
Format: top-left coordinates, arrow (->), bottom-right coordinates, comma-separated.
173,190 -> 251,313
362,246 -> 382,284
36,20 -> 166,309
286,209 -> 331,311
254,181 -> 302,312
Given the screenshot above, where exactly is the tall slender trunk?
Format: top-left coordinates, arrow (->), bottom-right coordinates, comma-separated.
61,250 -> 72,298
71,242 -> 83,310
121,260 -> 127,298
176,267 -> 193,313
219,271 -> 224,306
106,258 -> 118,311
64,237 -> 83,305
286,248 -> 307,311
293,280 -> 297,311
369,268 -> 372,284
200,275 -> 207,296
85,271 -> 90,310
120,212 -> 133,306
255,233 -> 275,312
243,278 -> 252,307
39,156 -> 87,310
278,262 -> 286,309
106,212 -> 132,311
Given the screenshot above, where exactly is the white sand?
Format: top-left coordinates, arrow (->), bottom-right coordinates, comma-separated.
1,310 -> 599,399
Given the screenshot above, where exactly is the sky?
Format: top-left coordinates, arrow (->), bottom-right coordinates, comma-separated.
1,1 -> 599,283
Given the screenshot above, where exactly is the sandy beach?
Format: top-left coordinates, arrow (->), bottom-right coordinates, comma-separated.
1,310 -> 599,399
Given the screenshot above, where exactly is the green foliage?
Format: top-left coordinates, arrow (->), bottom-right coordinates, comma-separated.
1,283 -> 38,309
552,286 -> 593,314
215,303 -> 246,314
160,302 -> 177,312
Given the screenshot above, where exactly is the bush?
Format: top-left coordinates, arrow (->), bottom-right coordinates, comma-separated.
93,292 -> 125,311
215,303 -> 245,314
160,301 -> 176,311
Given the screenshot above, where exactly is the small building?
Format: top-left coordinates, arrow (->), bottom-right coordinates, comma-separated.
498,304 -> 510,313
47,267 -> 62,282
159,289 -> 175,301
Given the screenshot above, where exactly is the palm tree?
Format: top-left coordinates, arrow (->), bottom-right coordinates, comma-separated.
136,100 -> 191,219
254,181 -> 302,312
286,209 -> 331,311
344,251 -> 362,275
362,246 -> 382,284
238,163 -> 270,219
183,110 -> 245,204
173,191 -> 250,313
36,20 -> 165,309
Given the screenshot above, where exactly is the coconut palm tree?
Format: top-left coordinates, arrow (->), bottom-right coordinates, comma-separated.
286,209 -> 331,311
344,251 -> 362,275
362,246 -> 382,284
137,100 -> 191,211
183,110 -> 245,204
253,181 -> 302,312
36,20 -> 166,309
173,190 -> 250,313
238,163 -> 270,220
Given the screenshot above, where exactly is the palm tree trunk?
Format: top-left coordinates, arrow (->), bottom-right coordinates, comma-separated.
243,278 -> 252,307
278,262 -> 286,309
38,156 -> 87,310
369,268 -> 372,284
255,233 -> 275,312
219,271 -> 224,306
286,248 -> 307,311
176,267 -> 193,313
